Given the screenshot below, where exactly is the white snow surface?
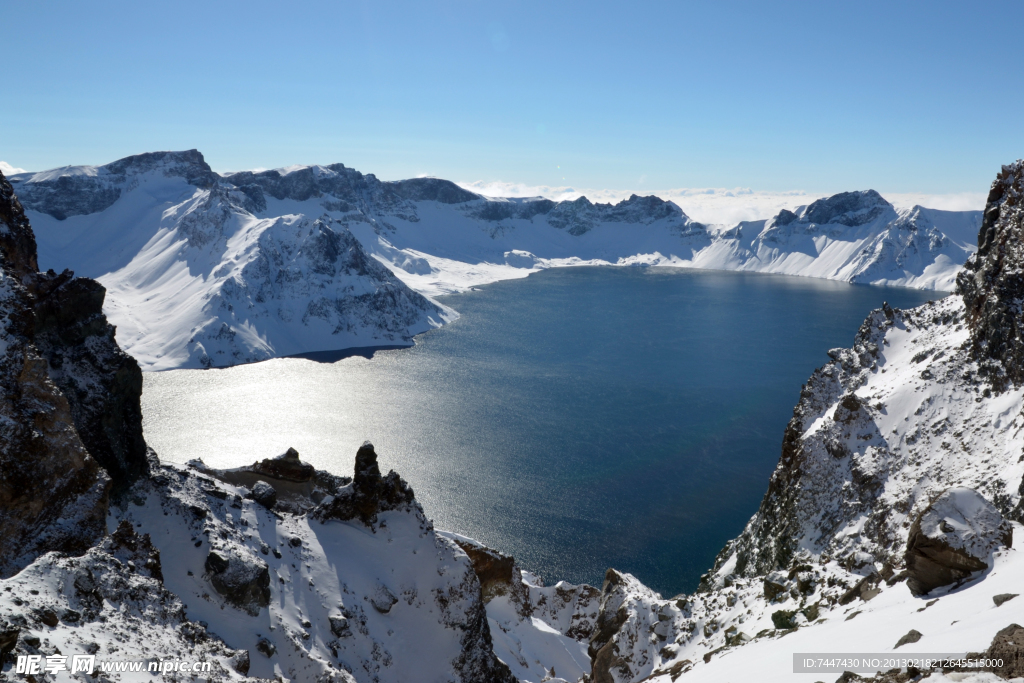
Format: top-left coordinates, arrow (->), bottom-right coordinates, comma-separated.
10,151 -> 981,369
11,153 -> 450,370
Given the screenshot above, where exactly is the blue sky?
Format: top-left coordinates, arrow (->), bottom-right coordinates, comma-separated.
3,0 -> 1023,199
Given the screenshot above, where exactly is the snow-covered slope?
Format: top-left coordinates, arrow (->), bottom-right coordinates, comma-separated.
11,151 -> 979,369
9,153 -> 450,370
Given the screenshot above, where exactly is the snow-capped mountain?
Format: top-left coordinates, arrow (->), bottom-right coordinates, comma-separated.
11,151 -> 979,370
9,152 -> 450,370
3,156 -> 1024,682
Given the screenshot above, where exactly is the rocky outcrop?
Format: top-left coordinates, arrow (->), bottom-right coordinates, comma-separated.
249,447 -> 315,482
451,539 -> 530,609
30,267 -> 148,487
905,487 -> 1012,596
587,569 -> 689,683
0,171 -> 109,577
313,442 -> 416,525
0,519 -> 248,679
958,160 -> 1024,386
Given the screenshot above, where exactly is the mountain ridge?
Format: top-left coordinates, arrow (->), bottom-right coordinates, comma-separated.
9,150 -> 981,370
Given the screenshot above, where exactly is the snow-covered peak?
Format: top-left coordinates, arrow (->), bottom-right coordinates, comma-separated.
9,150 -> 216,221
775,189 -> 894,228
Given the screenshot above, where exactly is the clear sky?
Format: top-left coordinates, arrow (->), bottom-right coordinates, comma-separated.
3,0 -> 1023,200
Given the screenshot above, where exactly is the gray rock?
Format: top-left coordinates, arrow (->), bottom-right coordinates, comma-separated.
329,615 -> 351,638
256,637 -> 275,658
229,649 -> 250,675
250,480 -> 277,509
905,487 -> 1012,596
894,629 -> 922,649
994,593 -> 1019,607
204,545 -> 271,615
371,584 -> 398,614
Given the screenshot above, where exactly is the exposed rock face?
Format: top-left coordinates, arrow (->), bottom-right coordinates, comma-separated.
588,569 -> 687,683
451,539 -> 530,609
905,487 -> 1012,596
249,447 -> 315,482
30,267 -> 148,487
958,160 -> 1024,386
313,441 -> 416,525
0,171 -> 109,577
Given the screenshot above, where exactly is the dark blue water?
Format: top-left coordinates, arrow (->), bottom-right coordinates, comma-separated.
143,267 -> 940,596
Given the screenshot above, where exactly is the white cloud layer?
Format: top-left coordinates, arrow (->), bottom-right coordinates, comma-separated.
457,180 -> 987,226
0,161 -> 26,176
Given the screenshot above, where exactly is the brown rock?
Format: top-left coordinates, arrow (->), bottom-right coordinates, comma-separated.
250,447 -> 315,483
970,623 -> 1024,678
905,487 -> 1012,596
451,539 -> 531,617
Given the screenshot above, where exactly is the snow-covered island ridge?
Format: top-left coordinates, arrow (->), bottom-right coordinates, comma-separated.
9,150 -> 980,370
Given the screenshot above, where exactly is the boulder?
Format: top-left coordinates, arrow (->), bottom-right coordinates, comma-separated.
371,584 -> 398,614
256,637 -> 276,658
329,614 -> 351,638
905,487 -> 1012,596
976,623 -> 1024,677
763,571 -> 789,602
250,480 -> 277,509
893,629 -> 921,649
995,593 -> 1019,607
204,545 -> 271,615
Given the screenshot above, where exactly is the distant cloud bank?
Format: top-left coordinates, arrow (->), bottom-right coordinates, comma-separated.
0,162 -> 26,176
457,180 -> 987,226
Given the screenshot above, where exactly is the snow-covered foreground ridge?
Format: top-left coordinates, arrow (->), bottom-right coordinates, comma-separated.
10,150 -> 980,370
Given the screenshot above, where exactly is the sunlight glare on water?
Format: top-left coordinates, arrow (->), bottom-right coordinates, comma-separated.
142,267 -> 940,595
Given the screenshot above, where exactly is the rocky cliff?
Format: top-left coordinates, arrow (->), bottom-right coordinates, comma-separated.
0,168 -> 151,579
